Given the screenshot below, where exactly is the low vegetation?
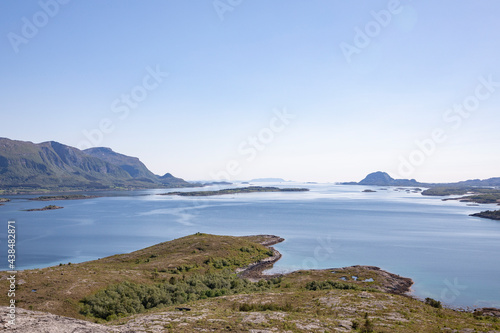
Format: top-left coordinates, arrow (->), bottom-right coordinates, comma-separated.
305,280 -> 374,292
81,272 -> 283,320
425,297 -> 443,309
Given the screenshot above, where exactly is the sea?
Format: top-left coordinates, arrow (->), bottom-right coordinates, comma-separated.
1,183 -> 499,309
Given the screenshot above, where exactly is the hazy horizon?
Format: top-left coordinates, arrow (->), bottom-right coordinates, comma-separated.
2,1 -> 499,183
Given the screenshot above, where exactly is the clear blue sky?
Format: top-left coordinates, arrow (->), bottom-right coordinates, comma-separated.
1,1 -> 499,182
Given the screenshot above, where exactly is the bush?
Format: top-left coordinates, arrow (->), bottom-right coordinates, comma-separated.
361,317 -> 374,333
237,302 -> 294,312
81,272 -> 282,320
305,280 -> 362,291
425,297 -> 442,309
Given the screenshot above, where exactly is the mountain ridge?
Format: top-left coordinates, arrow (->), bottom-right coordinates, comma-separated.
0,138 -> 191,192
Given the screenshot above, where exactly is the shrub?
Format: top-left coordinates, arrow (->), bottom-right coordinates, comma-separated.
81,271 -> 281,320
425,297 -> 442,309
237,302 -> 294,312
305,280 -> 361,291
361,317 -> 374,333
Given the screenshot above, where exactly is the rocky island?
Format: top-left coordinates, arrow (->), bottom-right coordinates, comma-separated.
24,205 -> 64,212
159,186 -> 309,197
29,194 -> 99,201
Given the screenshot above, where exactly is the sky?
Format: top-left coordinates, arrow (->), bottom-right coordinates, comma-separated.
1,0 -> 499,183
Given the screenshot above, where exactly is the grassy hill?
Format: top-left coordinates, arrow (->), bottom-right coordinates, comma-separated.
1,234 -> 498,332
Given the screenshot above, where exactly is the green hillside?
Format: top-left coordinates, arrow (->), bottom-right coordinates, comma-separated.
0,138 -> 191,193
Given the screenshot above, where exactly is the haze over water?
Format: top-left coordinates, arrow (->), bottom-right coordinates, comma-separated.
1,183 -> 499,309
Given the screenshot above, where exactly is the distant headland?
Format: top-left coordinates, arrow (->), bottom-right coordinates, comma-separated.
342,171 -> 500,188
346,171 -> 500,221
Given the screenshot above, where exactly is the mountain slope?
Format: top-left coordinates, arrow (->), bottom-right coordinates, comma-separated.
83,147 -> 188,186
84,147 -> 158,182
0,138 -> 190,191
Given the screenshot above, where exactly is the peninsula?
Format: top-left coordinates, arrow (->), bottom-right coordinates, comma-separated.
1,233 -> 497,332
470,210 -> 500,221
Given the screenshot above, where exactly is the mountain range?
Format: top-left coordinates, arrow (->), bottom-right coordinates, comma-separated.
0,138 -> 191,192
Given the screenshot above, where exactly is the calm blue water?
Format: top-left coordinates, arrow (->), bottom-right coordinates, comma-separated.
1,183 -> 499,309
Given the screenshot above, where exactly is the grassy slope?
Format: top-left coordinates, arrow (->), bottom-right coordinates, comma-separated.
0,234 -> 498,332
0,234 -> 273,319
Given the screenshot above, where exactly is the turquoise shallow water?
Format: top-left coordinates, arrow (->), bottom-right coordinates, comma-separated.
1,183 -> 499,309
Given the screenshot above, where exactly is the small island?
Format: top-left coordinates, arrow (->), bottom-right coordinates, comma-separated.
29,194 -> 99,201
203,181 -> 233,186
470,210 -> 500,221
24,205 -> 64,212
0,198 -> 10,206
159,186 -> 309,197
362,189 -> 377,193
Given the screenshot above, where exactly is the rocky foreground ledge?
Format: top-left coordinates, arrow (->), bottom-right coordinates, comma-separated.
0,306 -> 112,332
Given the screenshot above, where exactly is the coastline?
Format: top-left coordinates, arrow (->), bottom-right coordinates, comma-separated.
2,233 -> 499,332
236,235 -> 414,295
236,235 -> 284,282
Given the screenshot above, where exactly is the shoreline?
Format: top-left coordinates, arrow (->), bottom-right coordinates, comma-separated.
235,236 -> 500,316
236,235 -> 414,295
1,232 -> 499,333
236,235 -> 284,282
